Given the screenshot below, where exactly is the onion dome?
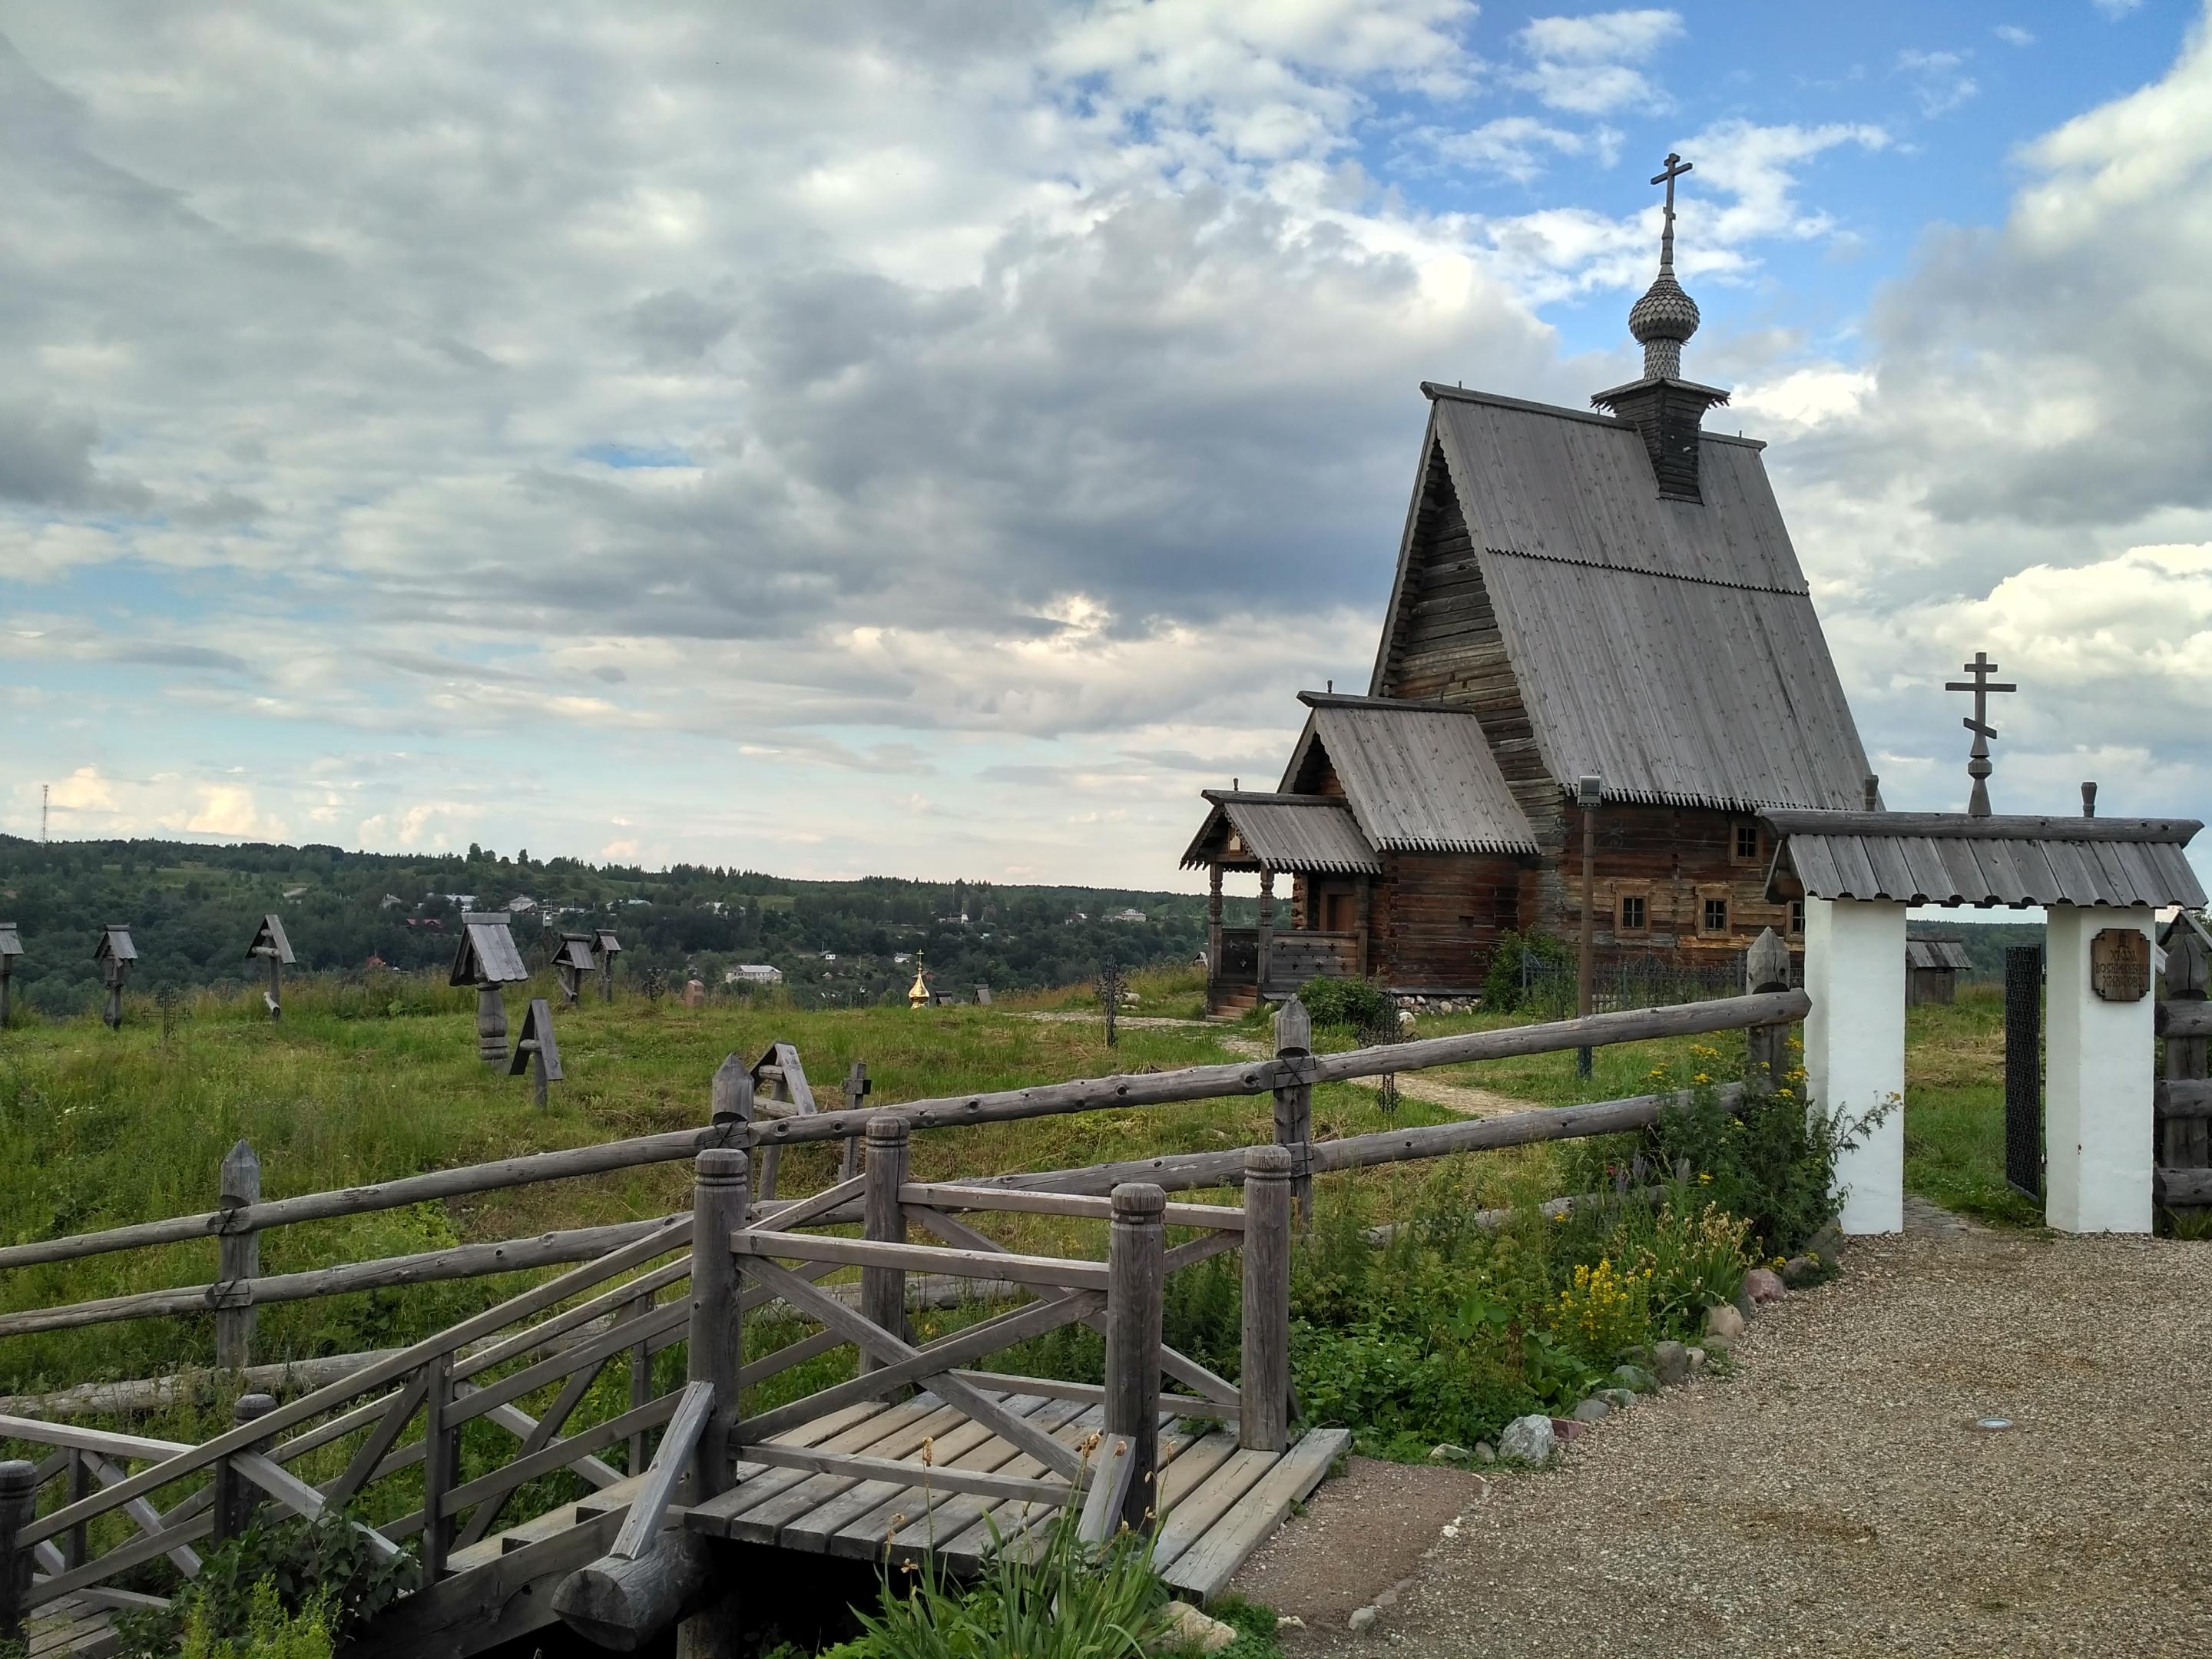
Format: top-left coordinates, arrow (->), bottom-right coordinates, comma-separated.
1629,272 -> 1700,380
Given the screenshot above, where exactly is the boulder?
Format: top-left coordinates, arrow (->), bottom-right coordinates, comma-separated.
1571,1396 -> 1611,1423
1598,1388 -> 1640,1411
1498,1413 -> 1555,1464
1704,1303 -> 1748,1343
1548,1416 -> 1589,1443
1684,1346 -> 1707,1376
1164,1601 -> 1240,1655
1611,1363 -> 1656,1393
1473,1442 -> 1497,1465
1429,1443 -> 1470,1462
1743,1267 -> 1787,1305
1348,1605 -> 1380,1633
1781,1255 -> 1823,1288
1651,1339 -> 1690,1386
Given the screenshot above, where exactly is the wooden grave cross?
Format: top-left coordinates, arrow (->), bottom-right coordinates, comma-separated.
0,922 -> 19,1030
93,923 -> 137,1030
1945,650 -> 2017,817
508,997 -> 564,1108
552,932 -> 596,1008
245,913 -> 296,1022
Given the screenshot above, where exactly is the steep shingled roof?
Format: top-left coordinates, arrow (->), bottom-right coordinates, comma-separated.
1369,386 -> 1875,812
1180,793 -> 1381,875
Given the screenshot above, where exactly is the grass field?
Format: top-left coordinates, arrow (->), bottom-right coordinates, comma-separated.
0,968 -> 2035,1401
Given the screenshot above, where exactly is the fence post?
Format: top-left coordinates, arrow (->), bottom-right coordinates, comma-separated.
0,1460 -> 33,1647
1272,997 -> 1313,1232
1240,1145 -> 1293,1453
711,1056 -> 760,1197
421,1353 -> 454,1578
839,1061 -> 871,1181
1743,929 -> 1792,1092
214,1391 -> 276,1544
628,1291 -> 654,1478
217,1138 -> 261,1373
475,985 -> 508,1068
689,1147 -> 748,1498
1104,1182 -> 1165,1535
861,1115 -> 909,1382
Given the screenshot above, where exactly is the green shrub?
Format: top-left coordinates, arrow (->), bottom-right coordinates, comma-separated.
112,1513 -> 419,1659
828,1476 -> 1177,1659
1480,930 -> 1573,1014
1643,1069 -> 1879,1257
1290,978 -> 1395,1036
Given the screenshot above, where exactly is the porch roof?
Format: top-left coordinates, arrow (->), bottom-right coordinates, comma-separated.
1181,793 -> 1382,876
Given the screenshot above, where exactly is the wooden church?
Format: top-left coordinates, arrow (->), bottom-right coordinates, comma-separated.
1184,157 -> 1875,1015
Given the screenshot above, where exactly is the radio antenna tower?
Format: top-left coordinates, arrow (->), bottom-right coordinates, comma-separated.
41,783 -> 49,844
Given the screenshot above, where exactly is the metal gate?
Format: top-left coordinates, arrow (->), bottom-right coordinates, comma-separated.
2004,944 -> 2043,1200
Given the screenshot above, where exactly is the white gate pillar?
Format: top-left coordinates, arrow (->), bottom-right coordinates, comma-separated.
1803,896 -> 1907,1234
2044,906 -> 2155,1233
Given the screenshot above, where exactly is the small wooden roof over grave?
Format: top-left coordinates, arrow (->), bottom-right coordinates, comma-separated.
554,932 -> 597,972
1761,811 -> 2207,909
449,912 -> 529,986
94,924 -> 137,963
507,998 -> 563,1080
246,914 -> 296,965
1904,937 -> 1973,972
1181,793 -> 1382,876
591,929 -> 623,957
0,923 -> 20,959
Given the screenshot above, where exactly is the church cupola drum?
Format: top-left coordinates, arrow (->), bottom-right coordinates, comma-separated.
1182,156 -> 1877,1016
1591,153 -> 1733,503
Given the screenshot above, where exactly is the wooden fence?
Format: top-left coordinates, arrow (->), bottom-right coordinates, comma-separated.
0,979 -> 1808,1651
2156,923 -> 2210,1210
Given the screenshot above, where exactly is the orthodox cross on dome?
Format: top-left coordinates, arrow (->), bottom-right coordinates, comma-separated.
1945,650 -> 2017,817
1651,152 -> 1692,274
1628,153 -> 1700,380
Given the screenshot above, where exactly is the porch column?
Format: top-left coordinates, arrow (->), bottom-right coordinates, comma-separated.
2045,906 -> 2155,1233
1802,896 -> 1906,1234
1256,869 -> 1275,996
1207,863 -> 1224,989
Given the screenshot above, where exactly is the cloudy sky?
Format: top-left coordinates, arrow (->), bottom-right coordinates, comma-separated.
5,2 -> 2209,888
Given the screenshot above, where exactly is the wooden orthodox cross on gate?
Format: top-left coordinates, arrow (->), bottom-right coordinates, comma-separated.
1945,650 -> 2017,817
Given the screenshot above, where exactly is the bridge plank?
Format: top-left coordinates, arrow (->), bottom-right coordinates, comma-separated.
1161,1428 -> 1349,1598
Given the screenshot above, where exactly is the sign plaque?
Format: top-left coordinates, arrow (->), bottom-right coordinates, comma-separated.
2089,928 -> 2150,1002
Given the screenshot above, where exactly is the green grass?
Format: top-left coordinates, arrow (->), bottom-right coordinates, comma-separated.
1899,985 -> 2042,1227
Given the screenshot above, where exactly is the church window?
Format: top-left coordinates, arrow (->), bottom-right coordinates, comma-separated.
1702,896 -> 1729,934
1618,894 -> 1647,932
1788,899 -> 1805,935
1734,823 -> 1759,860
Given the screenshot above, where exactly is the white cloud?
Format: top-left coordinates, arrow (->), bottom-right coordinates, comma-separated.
1994,25 -> 2037,47
2093,0 -> 2144,16
1404,116 -> 1618,184
1513,8 -> 1683,114
1897,49 -> 1979,118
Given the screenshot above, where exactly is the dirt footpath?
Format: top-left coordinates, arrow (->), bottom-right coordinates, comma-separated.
1236,1212 -> 2212,1657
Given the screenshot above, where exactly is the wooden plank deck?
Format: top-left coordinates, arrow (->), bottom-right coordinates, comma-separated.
687,1389 -> 1349,1601
25,1593 -> 117,1659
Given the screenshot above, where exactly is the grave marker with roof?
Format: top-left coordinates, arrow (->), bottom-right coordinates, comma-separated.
591,929 -> 622,1002
93,924 -> 137,1031
0,923 -> 19,1029
552,932 -> 596,1008
245,914 -> 296,1022
508,997 -> 563,1109
450,913 -> 529,1066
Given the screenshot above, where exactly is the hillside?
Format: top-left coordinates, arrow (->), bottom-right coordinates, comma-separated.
0,835 -> 1250,1015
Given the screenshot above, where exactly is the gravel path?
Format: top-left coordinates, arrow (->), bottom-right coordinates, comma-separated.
1243,1214 -> 2212,1657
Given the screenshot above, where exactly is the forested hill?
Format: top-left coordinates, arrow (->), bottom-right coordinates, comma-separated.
0,836 -> 1250,1014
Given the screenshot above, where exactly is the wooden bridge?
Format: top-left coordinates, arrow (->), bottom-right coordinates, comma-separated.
0,985 -> 1806,1657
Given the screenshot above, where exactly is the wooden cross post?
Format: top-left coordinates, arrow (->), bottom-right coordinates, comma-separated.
1945,650 -> 2018,817
216,1138 -> 261,1372
1651,151 -> 1691,273
839,1061 -> 871,1181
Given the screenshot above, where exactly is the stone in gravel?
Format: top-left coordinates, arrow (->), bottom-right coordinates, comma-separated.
1651,1339 -> 1690,1386
1684,1346 -> 1707,1375
1473,1441 -> 1496,1464
1744,1267 -> 1787,1304
1599,1387 -> 1640,1411
1347,1604 -> 1379,1633
1611,1363 -> 1657,1392
1806,1217 -> 1844,1262
1782,1255 -> 1823,1287
1571,1396 -> 1612,1422
1705,1303 -> 1748,1343
1549,1416 -> 1590,1442
1498,1413 -> 1555,1463
1163,1601 -> 1240,1654
1276,1615 -> 1305,1631
1429,1442 -> 1469,1462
